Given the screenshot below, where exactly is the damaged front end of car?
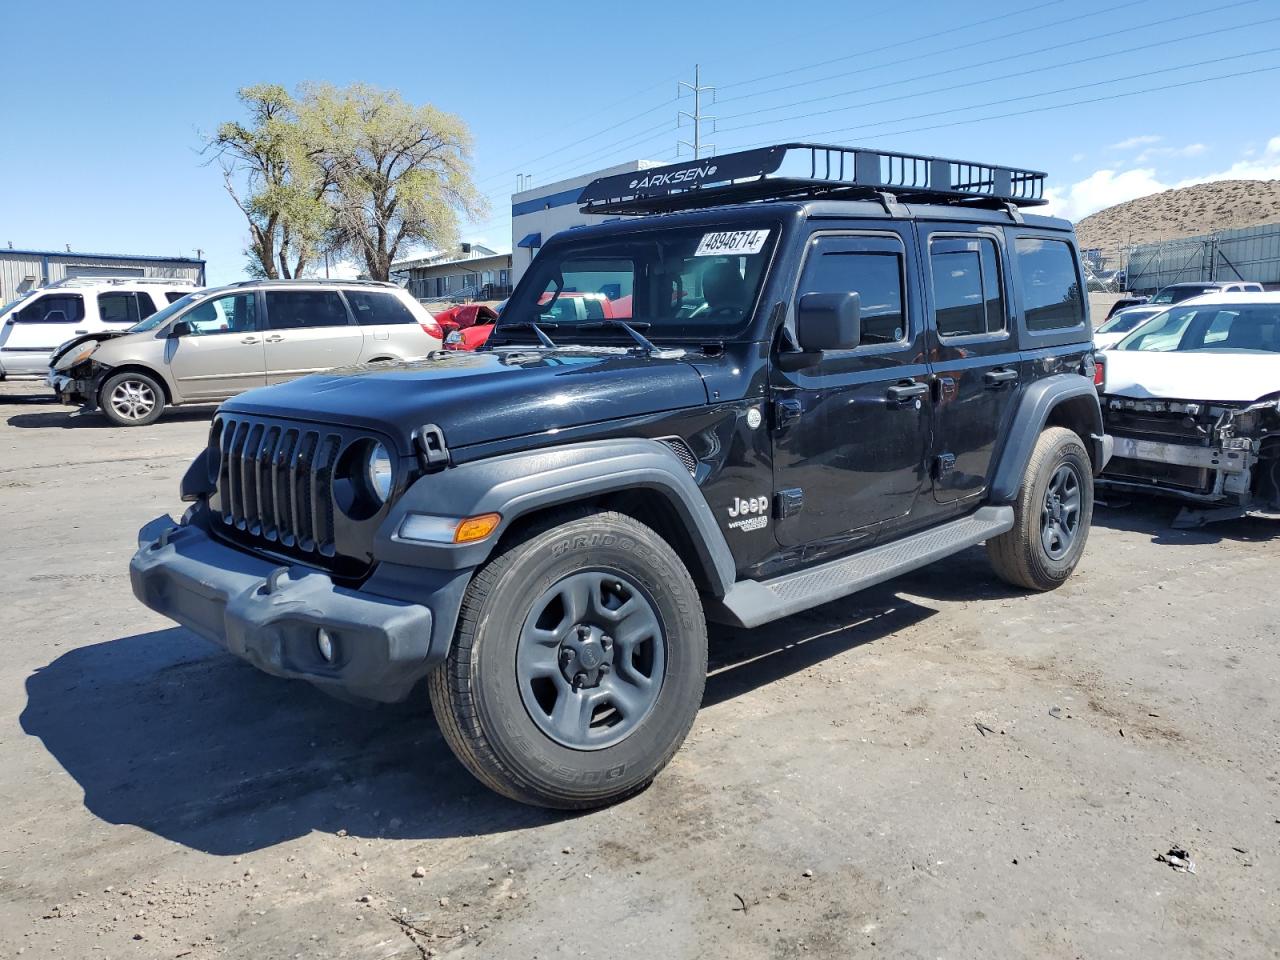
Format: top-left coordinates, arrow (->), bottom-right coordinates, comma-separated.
46,333 -> 118,409
1100,394 -> 1280,526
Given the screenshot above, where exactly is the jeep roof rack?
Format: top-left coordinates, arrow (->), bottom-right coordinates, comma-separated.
577,142 -> 1047,216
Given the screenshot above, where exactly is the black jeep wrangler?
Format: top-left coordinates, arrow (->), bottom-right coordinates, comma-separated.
131,143 -> 1112,809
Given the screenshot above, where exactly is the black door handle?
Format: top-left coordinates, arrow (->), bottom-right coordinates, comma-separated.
886,380 -> 929,403
984,367 -> 1019,388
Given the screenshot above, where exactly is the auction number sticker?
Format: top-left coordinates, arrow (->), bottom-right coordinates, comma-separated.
695,229 -> 771,257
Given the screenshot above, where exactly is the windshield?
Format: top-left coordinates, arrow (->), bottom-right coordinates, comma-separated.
1114,302 -> 1280,353
1097,309 -> 1158,334
497,225 -> 778,341
1151,285 -> 1213,304
127,291 -> 203,334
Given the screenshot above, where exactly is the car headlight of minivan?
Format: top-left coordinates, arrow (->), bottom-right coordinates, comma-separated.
54,341 -> 98,371
366,442 -> 393,502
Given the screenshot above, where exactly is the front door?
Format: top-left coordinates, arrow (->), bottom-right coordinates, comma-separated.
771,228 -> 933,552
166,291 -> 266,400
920,225 -> 1021,503
262,289 -> 363,383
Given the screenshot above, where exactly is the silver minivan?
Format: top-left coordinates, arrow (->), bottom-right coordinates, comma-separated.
48,279 -> 442,426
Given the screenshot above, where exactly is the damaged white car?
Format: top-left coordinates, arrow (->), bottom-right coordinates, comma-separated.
1098,292 -> 1279,526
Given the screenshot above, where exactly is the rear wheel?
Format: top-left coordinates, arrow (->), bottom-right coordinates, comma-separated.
428,510 -> 706,809
100,371 -> 165,427
988,426 -> 1094,591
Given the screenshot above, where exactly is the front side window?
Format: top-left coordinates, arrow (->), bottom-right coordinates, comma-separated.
346,291 -> 418,326
1015,238 -> 1084,332
98,292 -> 142,325
264,290 -> 350,330
502,224 -> 778,340
1116,303 -> 1280,354
930,236 -> 1005,337
798,235 -> 906,346
13,294 -> 85,324
184,293 -> 258,337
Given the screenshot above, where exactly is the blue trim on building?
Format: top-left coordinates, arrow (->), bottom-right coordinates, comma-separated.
516,232 -> 542,249
3,247 -> 205,265
510,186 -> 584,219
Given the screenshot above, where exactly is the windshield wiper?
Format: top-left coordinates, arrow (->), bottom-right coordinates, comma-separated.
495,320 -> 558,348
576,319 -> 662,354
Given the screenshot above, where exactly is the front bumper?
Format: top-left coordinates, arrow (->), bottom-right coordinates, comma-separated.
130,514 -> 437,702
1101,434 -> 1257,505
48,369 -> 100,407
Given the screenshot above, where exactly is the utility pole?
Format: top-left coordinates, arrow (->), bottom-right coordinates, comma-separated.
678,65 -> 715,159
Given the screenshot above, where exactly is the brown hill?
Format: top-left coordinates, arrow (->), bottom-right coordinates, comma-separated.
1075,179 -> 1280,253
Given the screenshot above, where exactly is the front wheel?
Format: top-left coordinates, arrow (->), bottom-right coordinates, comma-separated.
988,426 -> 1094,591
100,370 -> 165,427
428,510 -> 707,809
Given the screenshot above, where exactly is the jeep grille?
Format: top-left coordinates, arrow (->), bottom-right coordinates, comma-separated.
210,414 -> 347,560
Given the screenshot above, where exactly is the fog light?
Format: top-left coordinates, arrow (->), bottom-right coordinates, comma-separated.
317,628 -> 335,663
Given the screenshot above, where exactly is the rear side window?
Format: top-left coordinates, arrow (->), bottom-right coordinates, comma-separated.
98,292 -> 142,325
1015,238 -> 1085,331
136,292 -> 159,319
264,291 -> 351,329
799,235 -> 906,346
14,294 -> 84,324
930,236 -> 1005,337
346,291 -> 418,326
165,291 -> 187,304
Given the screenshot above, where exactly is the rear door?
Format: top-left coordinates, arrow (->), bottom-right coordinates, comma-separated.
166,291 -> 266,400
96,291 -> 148,331
919,224 -> 1020,503
770,226 -> 933,551
345,289 -> 433,358
262,289 -> 363,382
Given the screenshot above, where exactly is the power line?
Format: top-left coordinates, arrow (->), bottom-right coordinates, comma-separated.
714,10 -> 1279,129
717,0 -> 1067,92
720,62 -> 1280,153
716,0 -> 1160,104
715,43 -> 1280,141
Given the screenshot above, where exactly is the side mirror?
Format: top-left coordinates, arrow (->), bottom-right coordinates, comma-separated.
795,292 -> 861,352
169,320 -> 191,337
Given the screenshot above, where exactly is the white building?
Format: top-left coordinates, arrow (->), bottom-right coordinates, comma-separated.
510,159 -> 662,286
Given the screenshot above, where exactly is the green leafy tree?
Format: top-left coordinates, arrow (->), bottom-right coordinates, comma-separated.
207,85 -> 333,279
299,83 -> 486,281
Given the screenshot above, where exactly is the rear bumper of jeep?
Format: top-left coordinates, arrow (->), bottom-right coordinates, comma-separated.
130,514 -> 444,702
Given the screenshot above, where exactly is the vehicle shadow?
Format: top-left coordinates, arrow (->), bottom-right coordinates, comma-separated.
1093,496 -> 1280,545
22,577 -> 966,854
19,628 -> 561,855
6,406 -> 216,429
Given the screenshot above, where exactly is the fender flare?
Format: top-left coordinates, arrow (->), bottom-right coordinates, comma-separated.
988,373 -> 1105,503
373,438 -> 737,596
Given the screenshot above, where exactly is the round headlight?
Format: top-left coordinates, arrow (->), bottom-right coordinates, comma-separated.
365,442 -> 393,502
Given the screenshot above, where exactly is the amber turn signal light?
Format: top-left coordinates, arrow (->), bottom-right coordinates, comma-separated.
454,513 -> 501,543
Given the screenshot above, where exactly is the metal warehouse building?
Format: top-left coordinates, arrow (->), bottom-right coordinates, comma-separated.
0,248 -> 205,303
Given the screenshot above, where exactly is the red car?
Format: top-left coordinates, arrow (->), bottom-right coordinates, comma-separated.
442,293 -> 631,351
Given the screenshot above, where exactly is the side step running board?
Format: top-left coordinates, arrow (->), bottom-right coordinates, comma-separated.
709,506 -> 1014,628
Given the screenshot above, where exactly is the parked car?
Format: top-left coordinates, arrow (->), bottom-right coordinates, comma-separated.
1097,291 -> 1280,525
1104,296 -> 1149,320
436,304 -> 498,351
0,277 -> 197,379
1093,304 -> 1168,349
129,142 -> 1110,809
1148,280 -> 1263,305
49,279 -> 441,426
443,293 -> 630,351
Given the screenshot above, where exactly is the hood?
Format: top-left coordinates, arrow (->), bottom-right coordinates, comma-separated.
222,347 -> 711,449
1103,349 -> 1280,403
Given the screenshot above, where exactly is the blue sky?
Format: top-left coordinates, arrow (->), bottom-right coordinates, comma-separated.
3,0 -> 1279,283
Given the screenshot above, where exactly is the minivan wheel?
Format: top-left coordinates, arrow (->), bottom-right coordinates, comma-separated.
428,510 -> 707,809
101,371 -> 165,427
988,426 -> 1094,591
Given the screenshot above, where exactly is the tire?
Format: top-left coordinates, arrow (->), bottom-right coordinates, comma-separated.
100,370 -> 165,427
988,426 -> 1094,591
428,509 -> 707,809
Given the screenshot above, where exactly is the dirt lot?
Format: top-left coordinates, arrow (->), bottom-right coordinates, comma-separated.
1,378 -> 1277,960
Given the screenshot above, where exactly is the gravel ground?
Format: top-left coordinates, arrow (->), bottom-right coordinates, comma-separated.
0,378 -> 1277,960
